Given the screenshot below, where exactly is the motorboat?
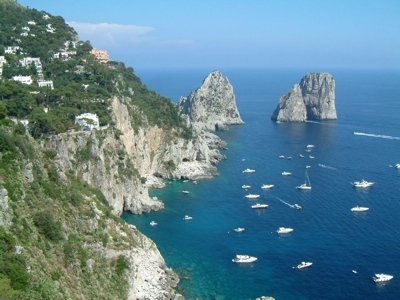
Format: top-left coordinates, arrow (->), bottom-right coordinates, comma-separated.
293,204 -> 302,210
193,181 -> 197,184
279,155 -> 285,159
299,154 -> 304,158
351,206 -> 369,212
234,227 -> 245,232
243,168 -> 256,173
232,255 -> 257,263
296,262 -> 313,269
287,156 -> 293,160
306,165 -> 311,168
351,179 -> 374,188
306,149 -> 312,152
307,145 -> 314,148
276,227 -> 293,234
282,171 -> 292,176
396,163 -> 400,169
183,215 -> 192,220
296,171 -> 311,190
242,185 -> 251,189
251,203 -> 268,209
309,156 -> 315,159
245,194 -> 260,199
373,273 -> 393,283
182,190 -> 190,194
150,221 -> 157,226
261,184 -> 274,189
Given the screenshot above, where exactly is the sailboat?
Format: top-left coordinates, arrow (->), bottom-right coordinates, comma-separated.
296,171 -> 311,190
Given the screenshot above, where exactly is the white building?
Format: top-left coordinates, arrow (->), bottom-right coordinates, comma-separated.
38,80 -> 54,90
12,75 -> 33,85
27,20 -> 36,25
0,56 -> 5,76
5,46 -> 20,54
75,113 -> 100,131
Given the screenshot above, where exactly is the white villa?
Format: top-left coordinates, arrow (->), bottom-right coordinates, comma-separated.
0,56 -> 5,76
5,46 -> 20,54
38,80 -> 54,90
12,75 -> 33,85
75,113 -> 100,131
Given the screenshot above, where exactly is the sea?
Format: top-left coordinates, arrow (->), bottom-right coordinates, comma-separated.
121,68 -> 400,300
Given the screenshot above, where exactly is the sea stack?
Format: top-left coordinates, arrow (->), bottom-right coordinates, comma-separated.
179,71 -> 244,131
271,72 -> 337,122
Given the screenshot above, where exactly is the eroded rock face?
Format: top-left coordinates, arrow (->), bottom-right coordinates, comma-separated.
179,71 -> 244,131
271,72 -> 337,122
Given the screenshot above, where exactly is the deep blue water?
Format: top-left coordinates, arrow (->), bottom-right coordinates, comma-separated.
122,68 -> 400,300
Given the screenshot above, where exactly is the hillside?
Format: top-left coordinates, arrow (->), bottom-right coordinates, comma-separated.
0,0 -> 223,298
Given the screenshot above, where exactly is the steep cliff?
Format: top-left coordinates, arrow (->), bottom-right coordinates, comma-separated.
271,72 -> 337,122
179,71 -> 244,131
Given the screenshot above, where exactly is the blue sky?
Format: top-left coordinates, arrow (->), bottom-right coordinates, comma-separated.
18,0 -> 400,70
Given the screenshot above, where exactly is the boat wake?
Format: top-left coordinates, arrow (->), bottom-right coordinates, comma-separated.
305,120 -> 321,124
275,197 -> 294,208
318,163 -> 336,170
354,132 -> 400,140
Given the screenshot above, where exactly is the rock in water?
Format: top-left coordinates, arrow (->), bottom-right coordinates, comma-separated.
179,71 -> 244,131
271,72 -> 337,122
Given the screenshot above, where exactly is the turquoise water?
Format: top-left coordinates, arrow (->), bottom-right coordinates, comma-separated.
122,69 -> 400,299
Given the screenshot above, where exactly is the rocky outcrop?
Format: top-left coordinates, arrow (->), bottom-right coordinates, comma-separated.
271,72 -> 337,122
179,71 -> 244,131
0,189 -> 12,228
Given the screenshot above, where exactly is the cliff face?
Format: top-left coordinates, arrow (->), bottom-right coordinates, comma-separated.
179,71 -> 244,131
271,72 -> 337,122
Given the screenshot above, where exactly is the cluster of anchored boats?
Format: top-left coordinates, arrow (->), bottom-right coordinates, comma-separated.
236,144 -> 395,283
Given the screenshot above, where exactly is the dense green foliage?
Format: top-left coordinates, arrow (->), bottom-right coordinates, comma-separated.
0,0 -> 193,140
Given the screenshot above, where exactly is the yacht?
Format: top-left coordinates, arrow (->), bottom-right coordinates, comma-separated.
306,165 -> 311,168
261,184 -> 274,189
287,156 -> 293,160
396,163 -> 400,169
299,154 -> 304,158
251,203 -> 268,209
306,149 -> 312,152
296,262 -> 313,269
351,206 -> 369,212
182,190 -> 190,194
351,179 -> 374,188
279,155 -> 285,159
307,145 -> 315,148
276,227 -> 293,234
373,273 -> 393,283
234,227 -> 245,233
232,255 -> 258,263
309,156 -> 315,159
183,215 -> 192,220
245,194 -> 260,199
150,221 -> 157,226
243,168 -> 256,173
282,171 -> 292,176
296,171 -> 311,190
293,204 -> 302,210
242,185 -> 251,189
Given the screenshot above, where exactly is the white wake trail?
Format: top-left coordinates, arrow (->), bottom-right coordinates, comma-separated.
318,163 -> 336,170
275,197 -> 294,208
354,132 -> 400,140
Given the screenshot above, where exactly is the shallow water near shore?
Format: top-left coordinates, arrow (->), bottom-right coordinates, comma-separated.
122,68 -> 400,299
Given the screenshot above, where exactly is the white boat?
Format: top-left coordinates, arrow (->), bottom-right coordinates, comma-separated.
293,204 -> 302,210
351,179 -> 374,188
282,171 -> 292,176
261,184 -> 274,189
182,190 -> 190,194
396,163 -> 400,169
299,154 -> 304,158
296,262 -> 313,269
351,206 -> 369,212
373,273 -> 393,283
234,227 -> 245,232
279,155 -> 285,159
306,149 -> 312,152
287,156 -> 293,160
242,185 -> 251,189
243,168 -> 255,173
309,156 -> 315,159
296,171 -> 311,190
245,194 -> 260,199
183,215 -> 192,220
150,221 -> 157,226
277,227 -> 293,234
307,145 -> 315,148
251,203 -> 268,209
193,181 -> 197,184
232,255 -> 257,263
306,165 -> 311,168
183,180 -> 189,182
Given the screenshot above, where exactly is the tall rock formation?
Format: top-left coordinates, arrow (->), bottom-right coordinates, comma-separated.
179,71 -> 244,131
271,72 -> 337,122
